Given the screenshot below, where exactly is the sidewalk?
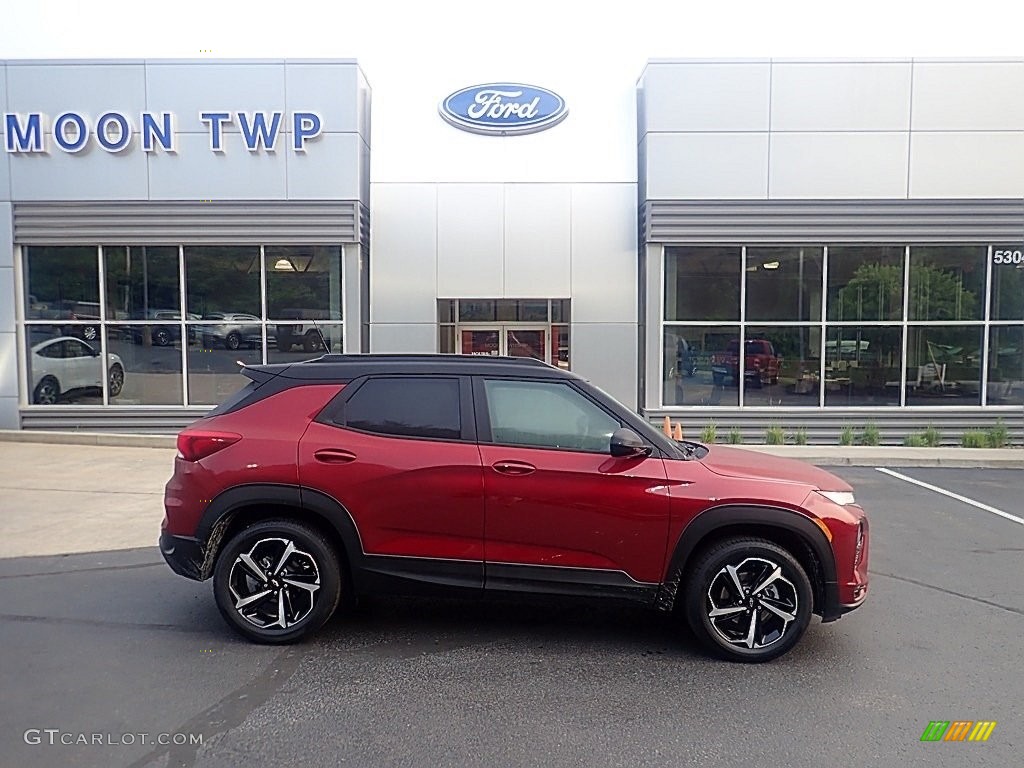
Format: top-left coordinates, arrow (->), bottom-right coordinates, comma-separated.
0,432 -> 1020,560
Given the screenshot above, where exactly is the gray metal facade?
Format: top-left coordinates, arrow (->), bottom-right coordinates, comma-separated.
642,199 -> 1024,245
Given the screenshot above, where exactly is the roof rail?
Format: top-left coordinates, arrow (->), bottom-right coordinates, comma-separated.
306,353 -> 551,367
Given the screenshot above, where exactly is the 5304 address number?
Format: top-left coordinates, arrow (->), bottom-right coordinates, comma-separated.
993,249 -> 1024,265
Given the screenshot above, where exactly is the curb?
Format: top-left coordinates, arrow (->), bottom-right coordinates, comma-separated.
0,430 -> 176,449
734,445 -> 1024,469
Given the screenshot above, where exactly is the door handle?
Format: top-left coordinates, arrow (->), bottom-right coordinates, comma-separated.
491,460 -> 536,476
313,448 -> 357,464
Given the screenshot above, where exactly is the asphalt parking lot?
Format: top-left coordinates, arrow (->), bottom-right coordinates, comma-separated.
0,457 -> 1021,768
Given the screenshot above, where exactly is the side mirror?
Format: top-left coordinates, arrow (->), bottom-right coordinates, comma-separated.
610,428 -> 653,458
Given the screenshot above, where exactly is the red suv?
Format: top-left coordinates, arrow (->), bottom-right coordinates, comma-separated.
161,355 -> 868,662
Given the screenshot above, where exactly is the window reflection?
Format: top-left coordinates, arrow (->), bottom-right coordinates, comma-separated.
104,246 -> 181,320
743,326 -> 821,407
185,246 -> 261,318
827,246 -> 904,322
663,326 -> 739,406
105,327 -> 182,405
665,247 -> 741,321
187,325 -> 261,406
268,324 -> 343,363
24,246 -> 99,321
823,326 -> 902,407
746,247 -> 823,322
265,246 -> 343,321
987,325 -> 1024,405
906,326 -> 982,406
991,246 -> 1024,320
26,327 -> 108,405
908,246 -> 985,321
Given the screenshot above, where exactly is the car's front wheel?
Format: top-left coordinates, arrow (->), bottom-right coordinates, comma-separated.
213,520 -> 342,644
684,538 -> 812,663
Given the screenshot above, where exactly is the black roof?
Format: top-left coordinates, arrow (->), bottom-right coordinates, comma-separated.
243,354 -> 580,383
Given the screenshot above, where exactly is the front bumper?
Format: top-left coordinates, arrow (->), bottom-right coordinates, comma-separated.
159,532 -> 208,581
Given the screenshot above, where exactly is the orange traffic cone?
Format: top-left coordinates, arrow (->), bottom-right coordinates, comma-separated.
673,422 -> 684,441
663,416 -> 672,437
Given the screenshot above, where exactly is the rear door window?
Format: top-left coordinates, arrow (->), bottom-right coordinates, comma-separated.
339,377 -> 463,441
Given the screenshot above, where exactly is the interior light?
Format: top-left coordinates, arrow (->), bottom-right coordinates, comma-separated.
274,258 -> 295,271
762,261 -> 780,270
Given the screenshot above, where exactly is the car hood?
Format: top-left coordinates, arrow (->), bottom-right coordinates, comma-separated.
698,445 -> 852,492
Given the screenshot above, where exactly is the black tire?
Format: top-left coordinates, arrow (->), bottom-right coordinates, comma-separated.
684,537 -> 812,663
303,331 -> 324,353
225,332 -> 241,351
33,376 -> 61,405
213,519 -> 342,644
108,364 -> 125,397
153,328 -> 172,347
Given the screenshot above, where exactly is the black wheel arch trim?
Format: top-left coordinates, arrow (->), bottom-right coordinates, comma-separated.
192,483 -> 365,583
658,504 -> 841,622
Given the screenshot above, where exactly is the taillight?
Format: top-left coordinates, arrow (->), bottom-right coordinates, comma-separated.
177,431 -> 241,462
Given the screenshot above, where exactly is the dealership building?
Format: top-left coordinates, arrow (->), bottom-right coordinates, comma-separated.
0,57 -> 1021,441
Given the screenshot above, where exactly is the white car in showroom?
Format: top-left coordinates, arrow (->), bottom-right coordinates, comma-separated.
30,336 -> 125,405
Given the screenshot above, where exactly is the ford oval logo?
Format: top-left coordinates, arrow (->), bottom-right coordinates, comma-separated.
439,83 -> 568,136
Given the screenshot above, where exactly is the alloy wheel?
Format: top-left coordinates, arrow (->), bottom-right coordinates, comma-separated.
109,366 -> 124,396
227,537 -> 322,630
704,557 -> 798,651
706,556 -> 798,650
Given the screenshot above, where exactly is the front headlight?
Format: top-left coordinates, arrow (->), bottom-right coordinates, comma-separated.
817,490 -> 856,506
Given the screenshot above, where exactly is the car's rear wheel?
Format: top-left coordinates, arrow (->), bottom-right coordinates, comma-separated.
225,332 -> 241,350
108,364 -> 124,397
213,519 -> 342,644
303,331 -> 324,353
684,538 -> 812,663
153,328 -> 172,346
33,376 -> 60,405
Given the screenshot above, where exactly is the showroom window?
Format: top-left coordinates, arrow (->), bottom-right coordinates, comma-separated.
20,244 -> 344,408
661,244 -> 1016,408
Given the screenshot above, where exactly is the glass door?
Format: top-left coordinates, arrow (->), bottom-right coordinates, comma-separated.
505,327 -> 547,361
458,325 -> 549,361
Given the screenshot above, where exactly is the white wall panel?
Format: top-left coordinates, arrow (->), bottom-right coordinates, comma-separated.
0,267 -> 13,332
912,62 -> 1024,130
6,63 -> 146,120
570,185 -> 636,324
284,63 -> 359,135
571,322 -> 637,410
644,133 -> 769,199
503,184 -> 570,298
145,63 -> 286,135
771,62 -> 912,131
769,132 -> 908,198
910,132 -> 1024,198
0,149 -> 8,202
370,184 -> 437,324
0,397 -> 16,429
640,62 -> 770,134
148,133 -> 287,200
370,323 -> 436,353
0,330 -> 17,398
436,184 -> 503,296
286,133 -> 362,200
9,145 -> 149,201
0,204 -> 11,267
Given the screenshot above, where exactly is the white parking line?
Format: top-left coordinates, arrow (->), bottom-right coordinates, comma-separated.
875,467 -> 1024,527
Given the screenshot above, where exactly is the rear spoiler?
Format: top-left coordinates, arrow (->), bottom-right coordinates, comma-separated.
238,363 -> 284,386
